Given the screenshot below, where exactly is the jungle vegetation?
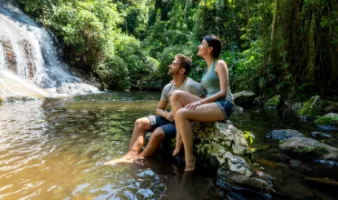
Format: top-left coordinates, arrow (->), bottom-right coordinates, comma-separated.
14,0 -> 338,100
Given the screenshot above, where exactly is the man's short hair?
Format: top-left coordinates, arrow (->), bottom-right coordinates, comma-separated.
175,54 -> 192,75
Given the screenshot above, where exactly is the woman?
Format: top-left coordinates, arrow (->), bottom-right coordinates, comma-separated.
171,34 -> 234,171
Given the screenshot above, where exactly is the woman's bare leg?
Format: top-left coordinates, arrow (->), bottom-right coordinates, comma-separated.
171,91 -> 201,158
175,103 -> 225,171
172,131 -> 183,156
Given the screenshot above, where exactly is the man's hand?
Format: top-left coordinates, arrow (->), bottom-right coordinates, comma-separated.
185,101 -> 202,110
165,112 -> 175,122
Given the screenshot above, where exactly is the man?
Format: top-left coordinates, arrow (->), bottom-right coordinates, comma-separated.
105,54 -> 204,165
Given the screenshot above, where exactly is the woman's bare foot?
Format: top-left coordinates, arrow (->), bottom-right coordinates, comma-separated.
172,148 -> 181,156
184,156 -> 196,171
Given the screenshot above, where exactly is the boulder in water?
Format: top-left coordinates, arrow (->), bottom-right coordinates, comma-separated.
264,94 -> 284,109
279,137 -> 338,161
314,113 -> 338,131
233,91 -> 256,107
298,95 -> 322,119
193,122 -> 273,191
266,129 -> 304,141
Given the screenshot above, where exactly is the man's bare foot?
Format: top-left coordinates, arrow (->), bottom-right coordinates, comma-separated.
133,154 -> 145,165
104,152 -> 139,166
184,156 -> 196,171
172,148 -> 181,156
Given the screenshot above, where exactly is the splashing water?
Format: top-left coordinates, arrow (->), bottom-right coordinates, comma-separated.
0,2 -> 99,96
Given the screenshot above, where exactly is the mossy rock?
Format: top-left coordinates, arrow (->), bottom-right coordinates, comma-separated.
264,94 -> 282,108
279,137 -> 338,160
314,113 -> 338,126
298,95 -> 322,118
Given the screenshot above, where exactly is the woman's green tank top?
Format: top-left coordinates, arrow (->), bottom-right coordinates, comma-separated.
200,61 -> 233,102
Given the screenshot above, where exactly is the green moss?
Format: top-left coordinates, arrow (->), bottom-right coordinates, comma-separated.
0,98 -> 2,104
314,116 -> 338,126
298,95 -> 322,117
264,95 -> 280,107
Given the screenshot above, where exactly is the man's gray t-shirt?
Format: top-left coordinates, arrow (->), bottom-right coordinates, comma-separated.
160,77 -> 205,101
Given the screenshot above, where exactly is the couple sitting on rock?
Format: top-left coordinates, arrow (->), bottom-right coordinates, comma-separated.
105,35 -> 234,171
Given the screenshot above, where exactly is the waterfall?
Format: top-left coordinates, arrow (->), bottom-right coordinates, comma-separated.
0,2 -> 99,96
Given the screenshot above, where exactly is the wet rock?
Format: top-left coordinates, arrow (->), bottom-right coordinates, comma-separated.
264,94 -> 284,109
298,95 -> 322,119
233,91 -> 256,108
279,137 -> 338,161
266,129 -> 304,141
314,113 -> 338,131
194,122 -> 249,156
194,122 -> 273,191
310,131 -> 331,139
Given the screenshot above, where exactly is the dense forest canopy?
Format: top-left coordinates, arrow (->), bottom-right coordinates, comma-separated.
13,0 -> 338,99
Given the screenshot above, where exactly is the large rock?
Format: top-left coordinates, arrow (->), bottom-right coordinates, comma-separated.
279,137 -> 338,160
233,91 -> 256,107
314,113 -> 338,131
193,122 -> 273,191
298,95 -> 322,119
266,129 -> 304,141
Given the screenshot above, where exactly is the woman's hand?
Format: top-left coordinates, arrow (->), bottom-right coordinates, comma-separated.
165,112 -> 175,122
185,101 -> 202,110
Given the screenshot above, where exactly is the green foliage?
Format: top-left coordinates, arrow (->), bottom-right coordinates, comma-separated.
243,131 -> 255,145
0,98 -> 3,104
14,0 -> 338,95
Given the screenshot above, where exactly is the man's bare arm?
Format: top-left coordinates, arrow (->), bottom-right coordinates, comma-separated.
155,100 -> 174,121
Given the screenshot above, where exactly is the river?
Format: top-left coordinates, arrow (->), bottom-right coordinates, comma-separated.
0,92 -> 337,199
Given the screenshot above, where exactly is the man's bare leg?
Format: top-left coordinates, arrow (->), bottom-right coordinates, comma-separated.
133,127 -> 165,162
105,117 -> 151,165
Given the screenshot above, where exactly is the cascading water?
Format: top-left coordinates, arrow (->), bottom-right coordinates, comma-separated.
0,2 -> 99,97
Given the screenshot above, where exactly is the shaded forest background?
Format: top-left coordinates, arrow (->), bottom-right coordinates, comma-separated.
13,0 -> 338,100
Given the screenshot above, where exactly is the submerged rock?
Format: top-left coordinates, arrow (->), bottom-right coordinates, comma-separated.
233,91 -> 256,107
266,129 -> 304,141
279,137 -> 338,161
298,95 -> 322,119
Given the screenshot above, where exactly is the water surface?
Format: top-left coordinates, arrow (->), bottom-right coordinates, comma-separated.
0,92 -> 337,199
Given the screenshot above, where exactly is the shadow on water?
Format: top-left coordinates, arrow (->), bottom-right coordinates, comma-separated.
0,92 -> 337,199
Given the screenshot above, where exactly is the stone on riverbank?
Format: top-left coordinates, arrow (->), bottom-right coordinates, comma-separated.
266,129 -> 304,141
233,91 -> 256,107
297,95 -> 322,118
279,137 -> 338,160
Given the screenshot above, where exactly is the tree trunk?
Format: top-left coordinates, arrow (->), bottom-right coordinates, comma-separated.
271,0 -> 279,42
